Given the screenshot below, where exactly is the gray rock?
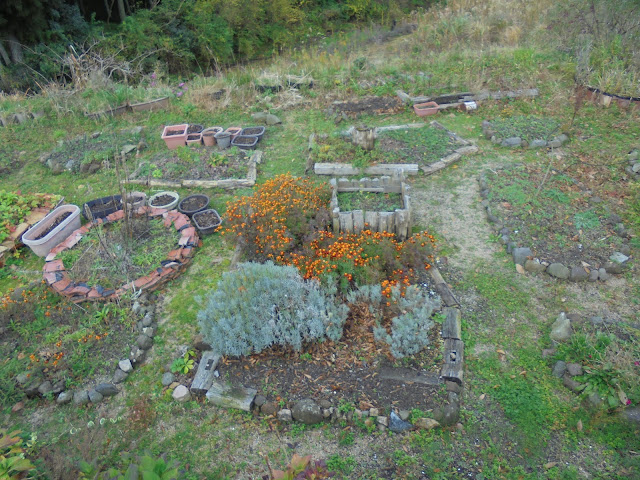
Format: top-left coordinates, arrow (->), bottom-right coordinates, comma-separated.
73,390 -> 89,405
598,268 -> 610,281
529,139 -> 547,148
38,381 -> 54,396
57,391 -> 73,404
524,259 -> 547,273
52,380 -> 66,394
377,416 -> 389,427
632,163 -> 640,173
608,214 -> 622,225
292,399 -> 323,425
399,410 -> 411,421
589,315 -> 604,325
550,312 -> 572,342
563,374 -> 585,393
414,417 -> 440,430
619,244 -> 631,256
501,137 -> 521,147
556,133 -> 569,144
552,361 -> 567,378
588,196 -> 602,204
254,395 -> 267,407
130,346 -> 146,364
609,252 -> 629,264
142,313 -> 154,327
588,269 -> 599,282
136,334 -> 153,350
567,363 -> 583,376
542,348 -> 556,358
277,409 -> 293,422
16,373 -> 29,385
614,224 -> 627,237
547,263 -> 570,279
88,389 -> 103,403
142,326 -> 156,338
603,261 -> 624,274
445,381 -> 461,393
251,112 -> 268,122
121,144 -> 137,155
548,138 -> 562,148
95,383 -> 118,397
506,242 -> 517,254
261,402 -> 278,416
266,114 -> 281,125
172,385 -> 191,402
132,301 -> 142,315
440,402 -> 460,426
512,247 -> 532,266
318,399 -> 332,409
628,150 -> 639,162
621,407 -> 640,425
369,408 -> 379,417
569,266 -> 589,282
119,359 -> 133,373
112,369 -> 128,384
162,372 -> 175,386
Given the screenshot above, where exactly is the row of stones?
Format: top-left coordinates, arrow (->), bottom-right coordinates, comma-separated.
478,172 -> 631,282
42,207 -> 199,303
482,120 -> 569,149
626,149 -> 640,179
16,294 -> 157,405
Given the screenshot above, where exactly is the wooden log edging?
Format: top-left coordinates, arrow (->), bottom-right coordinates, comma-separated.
421,121 -> 478,175
128,150 -> 261,189
42,207 -> 200,303
329,174 -> 412,240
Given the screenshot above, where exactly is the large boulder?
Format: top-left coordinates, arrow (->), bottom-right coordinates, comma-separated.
291,399 -> 323,425
550,312 -> 572,342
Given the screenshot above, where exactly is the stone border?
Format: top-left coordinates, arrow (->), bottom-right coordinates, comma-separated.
479,169 -> 631,282
127,150 -> 261,190
0,111 -> 44,127
17,294 -> 160,406
311,121 -> 476,176
482,120 -> 569,149
625,149 -> 639,179
42,206 -> 200,303
165,264 -> 464,431
329,174 -> 412,240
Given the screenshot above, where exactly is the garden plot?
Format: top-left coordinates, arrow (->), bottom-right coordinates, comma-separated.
129,146 -> 260,189
481,164 -> 632,279
39,129 -> 142,175
312,121 -> 476,176
482,115 -> 568,148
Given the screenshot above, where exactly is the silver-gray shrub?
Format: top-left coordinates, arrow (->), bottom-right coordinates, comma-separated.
197,261 -> 348,356
351,284 -> 441,359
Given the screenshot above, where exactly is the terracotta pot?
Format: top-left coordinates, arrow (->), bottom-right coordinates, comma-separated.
161,124 -> 188,149
413,101 -> 439,117
186,133 -> 202,146
202,127 -> 223,146
224,126 -> 242,140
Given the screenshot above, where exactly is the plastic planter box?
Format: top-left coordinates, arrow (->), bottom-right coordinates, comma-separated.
148,191 -> 180,210
178,194 -> 210,217
82,195 -> 123,221
413,101 -> 440,117
239,126 -> 265,140
231,135 -> 259,150
192,209 -> 222,235
23,204 -> 81,257
161,124 -> 188,150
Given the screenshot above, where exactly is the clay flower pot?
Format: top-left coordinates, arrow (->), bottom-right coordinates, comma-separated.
202,127 -> 223,147
413,101 -> 439,117
224,126 -> 242,140
161,124 -> 188,149
186,133 -> 202,146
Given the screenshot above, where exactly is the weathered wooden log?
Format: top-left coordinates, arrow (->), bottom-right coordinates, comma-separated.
352,210 -> 364,233
190,351 -> 221,395
442,307 -> 462,340
352,126 -> 376,151
441,338 -> 464,384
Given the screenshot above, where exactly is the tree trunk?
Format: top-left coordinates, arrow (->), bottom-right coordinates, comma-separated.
7,34 -> 23,63
352,126 -> 376,151
116,0 -> 126,22
0,41 -> 11,66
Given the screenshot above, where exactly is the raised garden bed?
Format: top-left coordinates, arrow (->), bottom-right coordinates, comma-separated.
128,149 -> 261,189
482,116 -> 568,148
312,121 -> 476,176
40,129 -> 142,174
479,165 -> 632,281
43,206 -> 199,302
330,175 -> 413,240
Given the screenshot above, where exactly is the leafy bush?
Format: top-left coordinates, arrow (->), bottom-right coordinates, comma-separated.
349,284 -> 441,358
0,429 -> 37,480
79,451 -> 179,480
197,262 -> 348,356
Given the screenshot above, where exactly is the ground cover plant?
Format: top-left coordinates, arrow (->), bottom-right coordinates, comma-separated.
0,285 -> 134,406
486,164 -> 629,266
133,146 -> 249,182
58,213 -> 180,290
337,191 -> 402,212
0,192 -> 61,244
485,115 -> 561,142
311,124 -> 460,168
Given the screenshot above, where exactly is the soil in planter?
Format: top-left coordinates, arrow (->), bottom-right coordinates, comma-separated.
33,212 -> 72,240
242,127 -> 263,136
233,136 -> 257,146
181,196 -> 208,211
486,164 -> 628,266
59,215 -> 181,290
165,129 -> 184,137
187,125 -> 204,134
218,298 -> 445,410
136,149 -> 250,181
194,210 -> 220,228
338,191 -> 403,212
151,194 -> 176,207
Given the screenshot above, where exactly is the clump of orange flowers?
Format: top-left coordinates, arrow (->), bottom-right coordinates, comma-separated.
224,174 -> 436,293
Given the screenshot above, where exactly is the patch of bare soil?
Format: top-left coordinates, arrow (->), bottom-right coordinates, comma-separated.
330,96 -> 405,117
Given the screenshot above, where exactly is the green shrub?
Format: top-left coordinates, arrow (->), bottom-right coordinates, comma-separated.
197,262 -> 348,356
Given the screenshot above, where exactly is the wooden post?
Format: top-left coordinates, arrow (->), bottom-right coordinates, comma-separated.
352,126 -> 376,151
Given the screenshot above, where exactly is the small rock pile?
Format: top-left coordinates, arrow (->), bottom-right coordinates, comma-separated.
626,149 -> 640,179
482,120 -> 569,149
